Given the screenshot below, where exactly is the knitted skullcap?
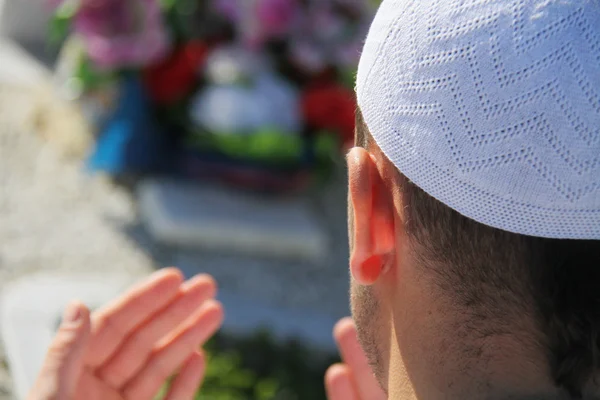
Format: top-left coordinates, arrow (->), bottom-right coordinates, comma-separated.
357,0 -> 600,239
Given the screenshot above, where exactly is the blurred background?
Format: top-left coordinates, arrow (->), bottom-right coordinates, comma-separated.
0,0 -> 380,398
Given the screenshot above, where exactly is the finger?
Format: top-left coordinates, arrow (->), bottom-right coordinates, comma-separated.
96,275 -> 216,388
86,268 -> 184,367
334,317 -> 385,400
122,300 -> 224,400
28,302 -> 91,400
164,351 -> 206,400
74,368 -> 125,400
325,364 -> 359,400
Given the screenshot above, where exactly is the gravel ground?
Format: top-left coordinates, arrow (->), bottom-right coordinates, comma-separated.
0,79 -> 351,398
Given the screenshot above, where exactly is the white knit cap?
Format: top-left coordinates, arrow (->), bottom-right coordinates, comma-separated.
357,0 -> 600,239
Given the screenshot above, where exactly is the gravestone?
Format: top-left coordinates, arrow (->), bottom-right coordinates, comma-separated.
139,179 -> 329,263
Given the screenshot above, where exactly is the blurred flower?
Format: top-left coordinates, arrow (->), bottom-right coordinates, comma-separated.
287,0 -> 374,72
213,0 -> 240,20
288,39 -> 325,74
73,0 -> 170,70
204,46 -> 266,85
143,41 -> 210,104
335,39 -> 363,68
308,4 -> 344,43
214,0 -> 299,48
301,83 -> 356,146
256,0 -> 298,38
190,72 -> 301,135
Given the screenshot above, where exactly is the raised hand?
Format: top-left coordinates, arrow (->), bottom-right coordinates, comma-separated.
325,317 -> 387,400
28,268 -> 223,400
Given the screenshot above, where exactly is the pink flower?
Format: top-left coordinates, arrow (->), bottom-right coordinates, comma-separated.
335,39 -> 364,68
214,0 -> 240,20
256,0 -> 298,38
289,39 -> 326,73
73,0 -> 170,70
214,0 -> 298,48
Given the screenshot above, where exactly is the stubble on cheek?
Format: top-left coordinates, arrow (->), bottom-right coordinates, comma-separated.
351,283 -> 387,388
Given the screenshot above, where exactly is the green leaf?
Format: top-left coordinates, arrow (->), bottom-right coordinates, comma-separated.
49,16 -> 69,44
163,319 -> 338,399
48,0 -> 79,44
339,68 -> 357,89
56,0 -> 80,18
254,379 -> 279,400
185,130 -> 304,165
159,0 -> 178,10
74,57 -> 115,91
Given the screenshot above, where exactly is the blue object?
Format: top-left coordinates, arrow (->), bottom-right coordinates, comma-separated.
87,76 -> 171,176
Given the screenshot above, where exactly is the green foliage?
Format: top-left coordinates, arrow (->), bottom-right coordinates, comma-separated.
339,68 -> 357,90
197,351 -> 277,400
157,331 -> 339,400
74,57 -> 116,92
186,129 -> 305,165
159,0 -> 178,9
159,0 -> 201,42
160,0 -> 198,13
312,131 -> 342,184
48,0 -> 79,45
185,129 -> 341,178
206,331 -> 340,400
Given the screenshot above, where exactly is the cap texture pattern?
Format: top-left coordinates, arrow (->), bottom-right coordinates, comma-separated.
357,0 -> 600,239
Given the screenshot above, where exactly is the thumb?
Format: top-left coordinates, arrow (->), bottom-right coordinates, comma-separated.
28,301 -> 91,400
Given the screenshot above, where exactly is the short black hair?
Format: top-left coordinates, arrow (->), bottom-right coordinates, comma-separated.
355,108 -> 600,399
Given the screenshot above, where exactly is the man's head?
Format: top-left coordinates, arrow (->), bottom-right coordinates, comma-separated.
349,1 -> 600,399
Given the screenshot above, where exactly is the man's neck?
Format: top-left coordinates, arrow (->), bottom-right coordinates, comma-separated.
389,376 -> 572,400
389,311 -> 569,400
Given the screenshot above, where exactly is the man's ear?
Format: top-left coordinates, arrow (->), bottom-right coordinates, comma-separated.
347,147 -> 395,285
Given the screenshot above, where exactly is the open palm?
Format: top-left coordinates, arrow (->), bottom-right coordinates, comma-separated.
29,268 -> 223,400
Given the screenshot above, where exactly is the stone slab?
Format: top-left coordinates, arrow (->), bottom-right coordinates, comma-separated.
138,179 -> 330,263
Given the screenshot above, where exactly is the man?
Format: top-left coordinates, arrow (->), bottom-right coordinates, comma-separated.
28,0 -> 600,398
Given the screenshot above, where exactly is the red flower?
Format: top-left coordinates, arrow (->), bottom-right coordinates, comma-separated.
301,83 -> 356,146
143,41 -> 210,104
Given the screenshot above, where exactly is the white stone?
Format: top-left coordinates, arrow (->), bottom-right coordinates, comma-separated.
0,0 -> 49,47
0,39 -> 50,88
